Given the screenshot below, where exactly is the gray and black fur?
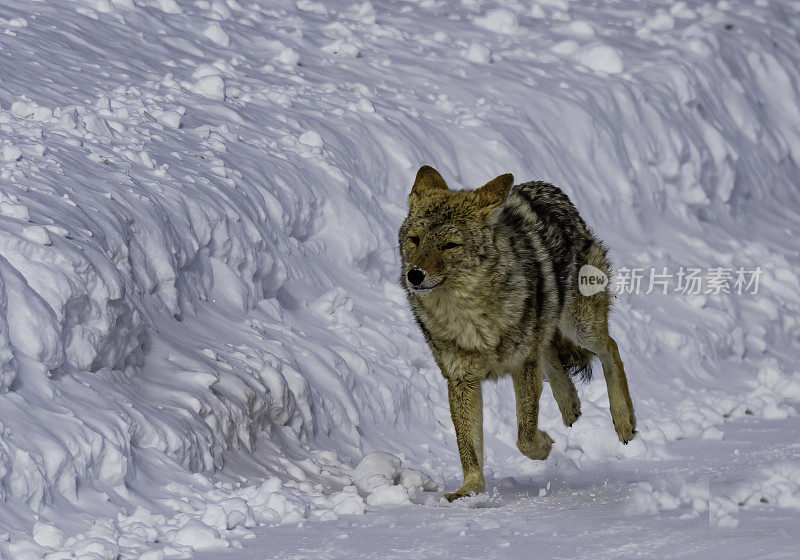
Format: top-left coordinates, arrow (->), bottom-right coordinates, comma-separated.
493,181 -> 598,380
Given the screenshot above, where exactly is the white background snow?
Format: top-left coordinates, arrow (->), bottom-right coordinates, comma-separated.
0,0 -> 799,558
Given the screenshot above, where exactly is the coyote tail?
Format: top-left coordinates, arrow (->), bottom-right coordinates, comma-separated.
553,331 -> 594,381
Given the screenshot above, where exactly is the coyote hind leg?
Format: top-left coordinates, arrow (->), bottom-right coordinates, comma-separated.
513,360 -> 553,461
567,239 -> 636,443
573,328 -> 636,443
541,341 -> 581,427
596,335 -> 636,443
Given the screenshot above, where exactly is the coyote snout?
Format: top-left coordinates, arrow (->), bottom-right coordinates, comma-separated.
406,268 -> 444,293
398,165 -> 637,502
407,268 -> 426,286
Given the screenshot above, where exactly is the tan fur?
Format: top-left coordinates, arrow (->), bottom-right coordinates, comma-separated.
399,166 -> 636,501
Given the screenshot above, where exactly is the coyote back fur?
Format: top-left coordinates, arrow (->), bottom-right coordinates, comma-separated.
398,166 -> 636,501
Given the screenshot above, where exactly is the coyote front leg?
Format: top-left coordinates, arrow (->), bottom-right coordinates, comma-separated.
444,377 -> 485,502
513,360 -> 553,461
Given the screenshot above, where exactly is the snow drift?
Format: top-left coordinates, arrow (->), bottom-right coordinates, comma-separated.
0,0 -> 799,557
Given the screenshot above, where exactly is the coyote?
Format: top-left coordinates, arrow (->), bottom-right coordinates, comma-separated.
398,166 -> 636,501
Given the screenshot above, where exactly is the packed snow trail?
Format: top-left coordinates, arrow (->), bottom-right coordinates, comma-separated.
196,415 -> 800,560
0,0 -> 799,558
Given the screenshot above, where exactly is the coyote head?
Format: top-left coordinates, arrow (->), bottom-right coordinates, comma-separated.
398,165 -> 514,295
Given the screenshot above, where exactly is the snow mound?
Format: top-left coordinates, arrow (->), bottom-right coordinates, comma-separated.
473,9 -> 519,35
352,452 -> 438,505
629,460 -> 800,530
733,461 -> 800,512
576,45 -> 624,74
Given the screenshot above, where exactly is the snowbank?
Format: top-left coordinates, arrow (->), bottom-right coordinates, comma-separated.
0,0 -> 799,557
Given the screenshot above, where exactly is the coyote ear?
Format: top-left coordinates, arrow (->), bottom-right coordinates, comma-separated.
475,173 -> 514,206
410,165 -> 448,201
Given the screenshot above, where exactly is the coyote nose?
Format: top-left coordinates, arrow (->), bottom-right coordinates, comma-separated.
407,268 -> 426,286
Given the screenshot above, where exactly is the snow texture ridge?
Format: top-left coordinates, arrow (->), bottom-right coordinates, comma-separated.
0,0 -> 799,558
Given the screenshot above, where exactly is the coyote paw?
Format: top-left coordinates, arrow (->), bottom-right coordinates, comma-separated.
561,400 -> 581,427
517,430 -> 553,461
612,407 -> 637,444
444,478 -> 486,502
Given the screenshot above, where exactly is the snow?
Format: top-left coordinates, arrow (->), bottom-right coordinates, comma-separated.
0,202 -> 29,220
21,226 -> 51,246
352,453 -> 402,493
172,519 -> 225,549
473,9 -> 519,35
646,13 -> 676,31
154,0 -> 182,15
275,48 -> 300,67
351,452 -> 436,505
298,130 -> 324,149
0,0 -> 799,558
31,522 -> 65,549
193,75 -> 226,101
560,21 -> 596,38
365,484 -> 410,507
321,40 -> 360,58
576,45 -> 624,74
203,23 -> 231,48
463,43 -> 492,64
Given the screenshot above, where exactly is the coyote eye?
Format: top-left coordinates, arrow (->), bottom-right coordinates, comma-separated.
442,242 -> 461,250
409,236 -> 420,245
